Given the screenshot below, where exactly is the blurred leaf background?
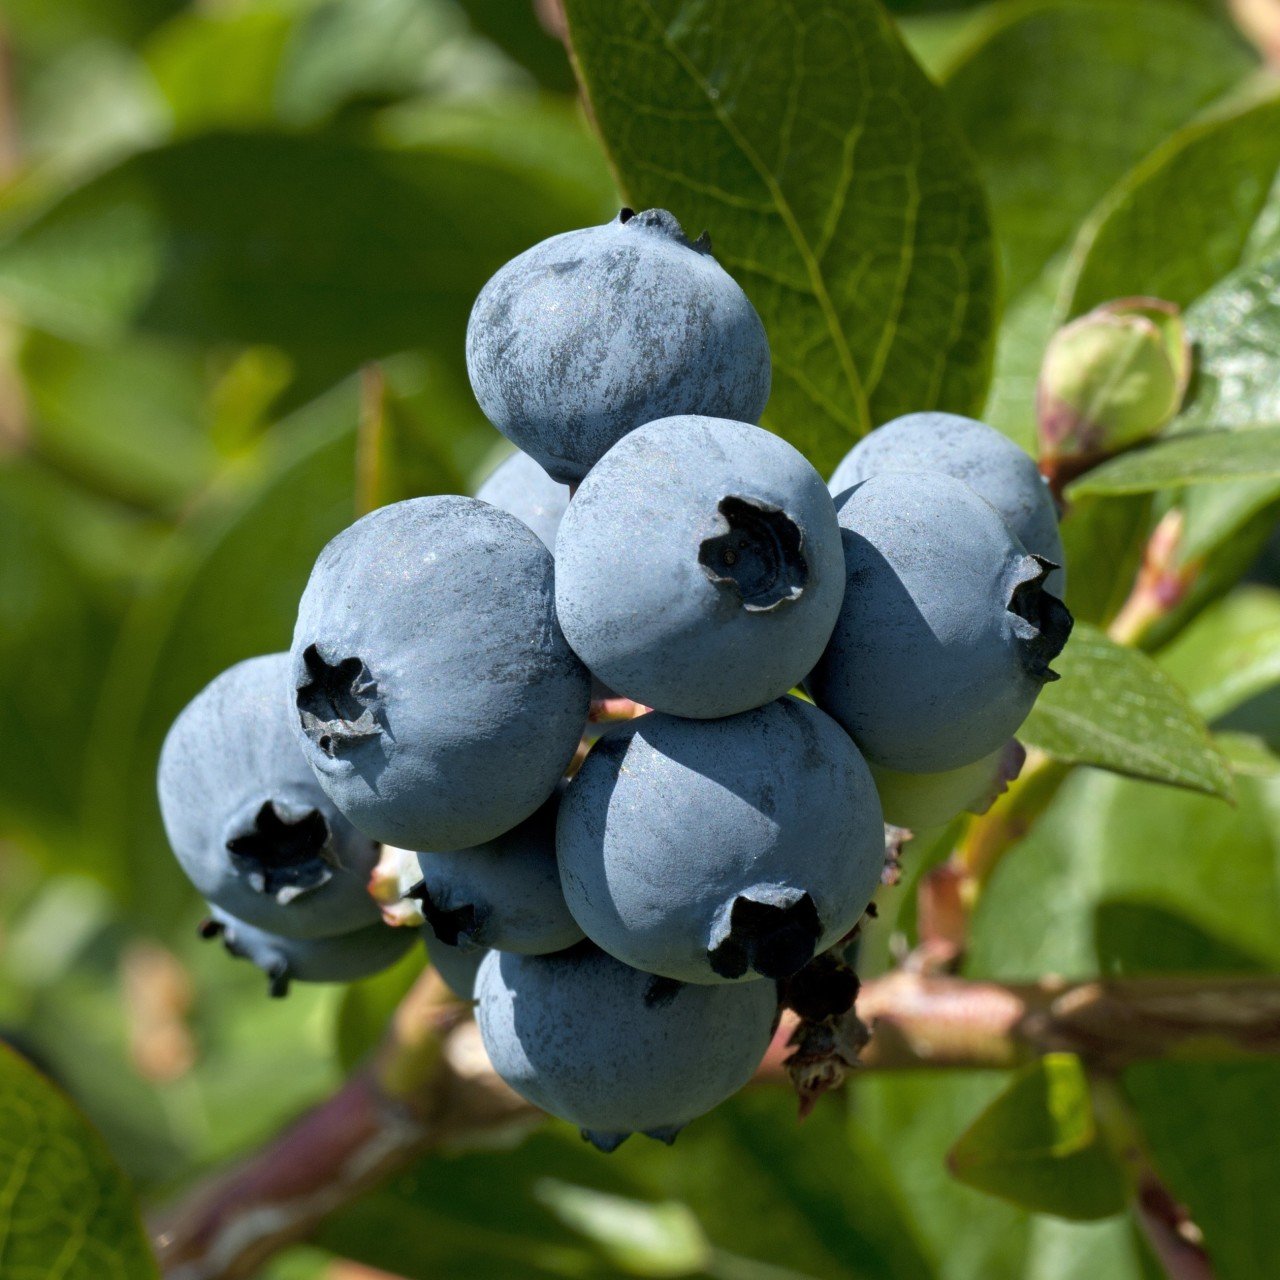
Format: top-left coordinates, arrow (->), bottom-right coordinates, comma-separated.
1,1 -> 1279,1278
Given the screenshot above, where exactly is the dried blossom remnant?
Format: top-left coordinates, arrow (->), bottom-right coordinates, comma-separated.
1008,555 -> 1073,682
708,890 -> 823,981
296,644 -> 383,757
225,801 -> 335,902
698,495 -> 809,611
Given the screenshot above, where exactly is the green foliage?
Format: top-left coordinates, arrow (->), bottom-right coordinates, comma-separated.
1020,624 -> 1233,798
1,0 -> 1279,1276
948,1055 -> 1128,1219
0,1043 -> 159,1279
564,0 -> 997,471
1069,426 -> 1280,495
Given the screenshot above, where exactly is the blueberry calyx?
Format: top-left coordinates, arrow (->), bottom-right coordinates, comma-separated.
707,888 -> 822,980
296,644 -> 382,757
225,801 -> 335,903
1007,555 -> 1074,682
618,206 -> 710,254
412,880 -> 483,950
699,496 -> 809,611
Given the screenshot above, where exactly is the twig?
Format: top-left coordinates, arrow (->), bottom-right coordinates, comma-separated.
354,365 -> 388,519
154,971 -> 1280,1279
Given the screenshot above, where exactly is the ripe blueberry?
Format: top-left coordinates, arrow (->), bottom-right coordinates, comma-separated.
829,412 -> 1066,596
557,698 -> 884,984
466,209 -> 771,483
290,497 -> 590,850
474,449 -> 569,552
425,936 -> 487,1002
200,906 -> 414,998
475,943 -> 777,1151
158,654 -> 381,939
807,472 -> 1073,773
413,792 -> 584,956
555,416 -> 845,719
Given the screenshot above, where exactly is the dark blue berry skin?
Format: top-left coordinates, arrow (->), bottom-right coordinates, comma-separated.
414,793 -> 584,956
555,416 -> 845,719
158,654 -> 382,940
475,944 -> 777,1151
466,209 -> 771,483
557,698 -> 884,985
290,496 -> 591,851
808,472 -> 1073,773
426,936 -> 486,1001
474,450 -> 569,552
203,906 -> 414,998
829,412 -> 1066,596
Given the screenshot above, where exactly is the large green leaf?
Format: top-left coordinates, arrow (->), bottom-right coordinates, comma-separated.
1061,87 -> 1280,316
943,0 -> 1251,303
563,0 -> 998,473
0,129 -> 607,367
857,1072 -> 1031,1279
1068,426 -> 1280,496
947,1055 -> 1128,1220
0,1043 -> 159,1279
968,767 -> 1280,981
1177,251 -> 1280,434
1019,623 -> 1233,798
1124,1063 -> 1280,1280
1158,586 -> 1280,719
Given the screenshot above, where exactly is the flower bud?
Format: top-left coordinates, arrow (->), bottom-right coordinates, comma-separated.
1038,298 -> 1190,464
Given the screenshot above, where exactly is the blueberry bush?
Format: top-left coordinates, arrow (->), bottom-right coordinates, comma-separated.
1,2 -> 1279,1279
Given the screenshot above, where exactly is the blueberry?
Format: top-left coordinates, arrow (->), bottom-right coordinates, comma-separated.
466,208 -> 771,483
425,935 -> 486,1002
871,740 -> 1027,830
808,473 -> 1073,773
413,792 -> 584,956
557,698 -> 884,984
555,417 -> 845,719
201,907 -> 414,998
158,654 -> 381,939
475,943 -> 777,1150
474,449 -> 569,552
829,412 -> 1067,596
290,496 -> 591,850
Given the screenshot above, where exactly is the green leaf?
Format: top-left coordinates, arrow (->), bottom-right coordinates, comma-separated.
0,1042 -> 160,1278
1178,252 -> 1280,434
1061,87 -> 1280,317
0,130 -> 609,367
1125,1063 -> 1280,1280
1158,586 -> 1280,719
563,0 -> 997,473
858,1072 -> 1031,1279
1057,493 -> 1152,628
145,6 -> 293,133
968,767 -> 1280,981
943,0 -> 1252,302
1019,623 -> 1233,798
947,1055 -> 1129,1220
1067,426 -> 1280,496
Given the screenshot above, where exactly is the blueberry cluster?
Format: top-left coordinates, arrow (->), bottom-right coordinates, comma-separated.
157,208 -> 1072,1150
